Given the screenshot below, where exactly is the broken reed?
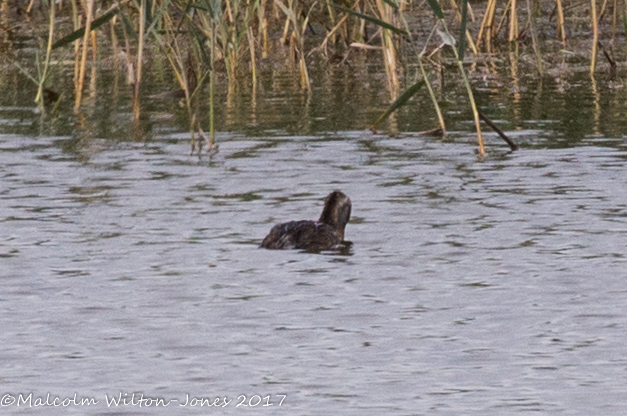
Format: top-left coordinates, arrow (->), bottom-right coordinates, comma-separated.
13,0 -> 621,153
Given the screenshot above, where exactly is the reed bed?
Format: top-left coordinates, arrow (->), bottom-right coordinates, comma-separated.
2,0 -> 625,154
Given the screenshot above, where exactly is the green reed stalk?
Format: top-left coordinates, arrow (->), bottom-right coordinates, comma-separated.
447,24 -> 485,156
427,0 -> 484,156
448,0 -> 478,55
417,45 -> 446,134
397,12 -> 446,135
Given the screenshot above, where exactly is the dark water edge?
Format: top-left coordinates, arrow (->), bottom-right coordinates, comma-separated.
1,32 -> 626,151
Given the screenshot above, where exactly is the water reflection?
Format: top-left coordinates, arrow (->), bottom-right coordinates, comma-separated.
1,39 -> 627,149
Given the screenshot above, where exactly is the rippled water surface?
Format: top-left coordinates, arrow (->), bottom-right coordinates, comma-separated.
2,128 -> 627,415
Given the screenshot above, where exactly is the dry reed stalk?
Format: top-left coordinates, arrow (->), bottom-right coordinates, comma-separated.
133,0 -> 146,120
599,0 -> 609,20
275,0 -> 311,92
467,1 -> 475,21
281,12 -> 290,44
90,28 -> 97,60
509,0 -> 518,41
247,26 -> 257,91
309,13 -> 349,57
71,0 -> 80,91
556,0 -> 566,44
225,0 -> 234,24
526,0 -> 543,74
299,1 -> 314,92
495,0 -> 513,39
612,0 -> 618,39
476,0 -> 497,49
362,1 -> 373,42
208,21 -> 216,151
350,42 -> 381,50
623,0 -> 627,46
375,0 -> 399,95
359,13 -> 367,42
325,0 -> 337,28
297,40 -> 311,91
74,0 -> 95,111
259,0 -> 269,58
590,0 -> 598,74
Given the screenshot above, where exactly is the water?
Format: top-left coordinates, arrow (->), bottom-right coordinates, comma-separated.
2,20 -> 627,412
2,127 -> 627,415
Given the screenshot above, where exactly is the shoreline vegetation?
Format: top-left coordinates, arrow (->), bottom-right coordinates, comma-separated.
0,0 -> 623,155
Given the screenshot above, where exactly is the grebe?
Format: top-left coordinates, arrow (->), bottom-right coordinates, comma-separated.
260,191 -> 351,252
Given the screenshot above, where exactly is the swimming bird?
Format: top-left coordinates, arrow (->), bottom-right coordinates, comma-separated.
260,191 -> 351,252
